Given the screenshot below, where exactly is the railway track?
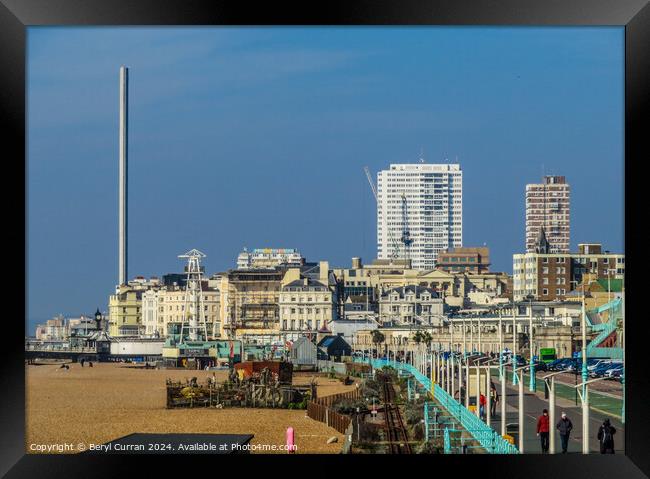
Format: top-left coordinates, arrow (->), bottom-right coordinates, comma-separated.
381,374 -> 412,454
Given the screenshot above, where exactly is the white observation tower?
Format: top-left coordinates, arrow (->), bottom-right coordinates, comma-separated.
178,249 -> 208,343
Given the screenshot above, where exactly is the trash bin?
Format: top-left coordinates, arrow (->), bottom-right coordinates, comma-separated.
506,423 -> 519,448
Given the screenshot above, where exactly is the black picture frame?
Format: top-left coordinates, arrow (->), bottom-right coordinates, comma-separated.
3,0 -> 648,477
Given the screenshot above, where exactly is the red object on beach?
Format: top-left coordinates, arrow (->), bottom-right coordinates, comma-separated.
286,427 -> 295,453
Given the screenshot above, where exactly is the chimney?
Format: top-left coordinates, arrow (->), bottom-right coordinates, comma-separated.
118,66 -> 129,286
319,261 -> 329,284
351,257 -> 362,269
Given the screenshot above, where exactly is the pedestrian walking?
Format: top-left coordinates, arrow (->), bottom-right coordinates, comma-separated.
536,409 -> 550,453
556,412 -> 573,453
80,358 -> 85,367
597,418 -> 616,454
479,393 -> 487,420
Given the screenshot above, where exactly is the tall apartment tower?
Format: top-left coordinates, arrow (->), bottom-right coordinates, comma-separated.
377,163 -> 462,270
525,175 -> 570,253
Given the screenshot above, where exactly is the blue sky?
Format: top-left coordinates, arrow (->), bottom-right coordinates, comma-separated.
27,27 -> 624,329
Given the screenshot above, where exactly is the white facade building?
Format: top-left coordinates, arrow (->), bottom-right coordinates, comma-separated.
157,287 -> 221,338
236,248 -> 304,269
377,163 -> 462,269
279,278 -> 335,341
142,289 -> 164,336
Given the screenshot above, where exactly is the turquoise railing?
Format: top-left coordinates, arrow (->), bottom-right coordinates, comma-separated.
356,358 -> 519,454
444,427 -> 451,454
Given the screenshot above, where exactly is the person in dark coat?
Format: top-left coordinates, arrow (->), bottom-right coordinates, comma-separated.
556,412 -> 573,453
490,382 -> 499,417
597,418 -> 616,454
536,409 -> 550,453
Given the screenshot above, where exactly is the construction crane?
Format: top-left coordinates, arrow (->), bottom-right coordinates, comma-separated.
364,166 -> 400,259
400,193 -> 413,261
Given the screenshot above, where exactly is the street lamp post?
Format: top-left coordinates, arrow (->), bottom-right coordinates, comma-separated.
470,317 -> 474,354
477,357 -> 498,426
450,353 -> 455,399
542,370 -> 566,454
501,355 -> 507,437
527,295 -> 536,392
474,358 -> 481,418
465,356 -> 470,409
571,376 -> 610,454
458,351 -> 463,400
462,318 -> 467,355
512,303 -> 518,386
498,308 -> 504,372
450,318 -> 454,354
622,276 -> 625,424
569,280 -> 589,400
445,353 -> 452,393
513,364 -> 530,453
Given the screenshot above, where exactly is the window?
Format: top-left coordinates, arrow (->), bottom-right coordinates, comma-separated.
542,289 -> 548,296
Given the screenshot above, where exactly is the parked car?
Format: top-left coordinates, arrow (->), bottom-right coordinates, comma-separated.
606,368 -> 623,380
532,360 -> 548,372
590,361 -> 616,377
559,358 -> 579,372
587,359 -> 611,372
604,364 -> 624,378
547,358 -> 568,371
514,355 -> 527,367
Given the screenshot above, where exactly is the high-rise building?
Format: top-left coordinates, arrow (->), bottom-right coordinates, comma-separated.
525,176 -> 570,253
377,163 -> 462,270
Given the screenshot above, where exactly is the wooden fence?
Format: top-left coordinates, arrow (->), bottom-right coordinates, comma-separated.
306,388 -> 361,434
307,402 -> 353,434
312,388 -> 361,407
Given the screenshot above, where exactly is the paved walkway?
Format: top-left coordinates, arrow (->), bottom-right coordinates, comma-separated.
491,376 -> 624,454
503,370 -> 624,420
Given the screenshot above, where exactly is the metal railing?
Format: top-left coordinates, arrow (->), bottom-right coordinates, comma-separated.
356,357 -> 519,454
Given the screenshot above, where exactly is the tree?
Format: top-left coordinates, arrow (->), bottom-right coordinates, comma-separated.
422,331 -> 433,352
371,330 -> 386,358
